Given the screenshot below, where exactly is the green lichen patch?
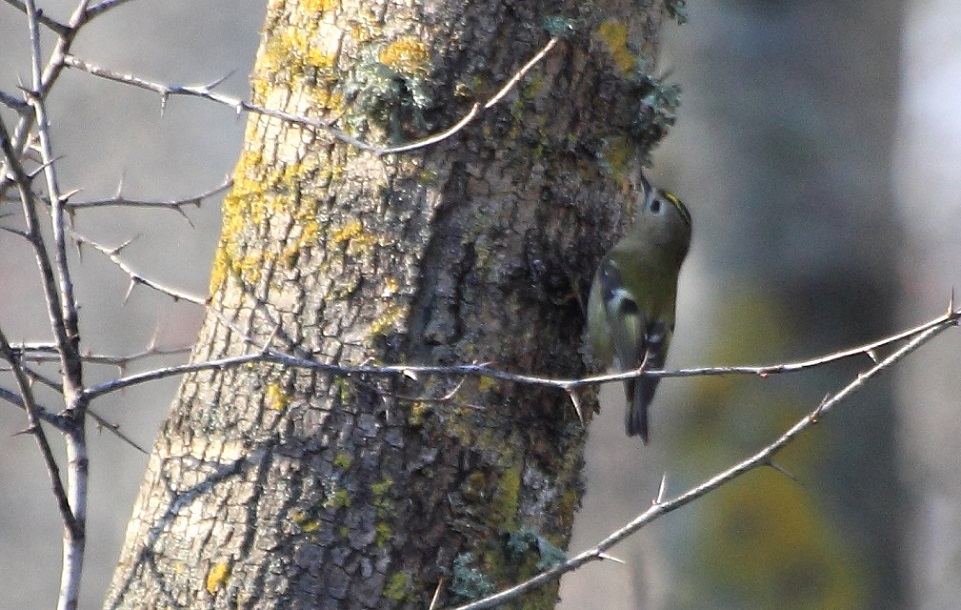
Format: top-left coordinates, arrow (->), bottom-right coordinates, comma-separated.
450,553 -> 495,601
383,572 -> 412,601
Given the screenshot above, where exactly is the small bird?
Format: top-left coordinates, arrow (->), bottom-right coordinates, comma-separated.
587,171 -> 692,442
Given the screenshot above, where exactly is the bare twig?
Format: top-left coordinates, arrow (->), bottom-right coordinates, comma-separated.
26,8 -> 88,610
0,326 -> 79,538
446,313 -> 956,610
73,232 -> 208,305
83,0 -> 139,23
24,0 -> 86,411
6,4 -> 97,608
81,307 -> 960,404
484,37 -> 558,109
0,0 -> 69,34
429,578 -> 445,610
19,359 -> 66,394
0,381 -> 148,454
14,340 -> 192,372
86,409 -> 148,454
0,385 -> 71,428
0,88 -> 29,112
0,104 -> 82,406
62,36 -> 561,157
67,176 -> 232,222
0,0 -> 93,204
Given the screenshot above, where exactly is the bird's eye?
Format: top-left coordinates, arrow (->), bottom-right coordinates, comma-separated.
649,198 -> 662,214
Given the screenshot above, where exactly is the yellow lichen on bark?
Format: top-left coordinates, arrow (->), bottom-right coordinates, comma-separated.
596,21 -> 638,75
204,562 -> 230,594
266,383 -> 290,410
368,304 -> 405,338
379,38 -> 431,77
301,0 -> 339,13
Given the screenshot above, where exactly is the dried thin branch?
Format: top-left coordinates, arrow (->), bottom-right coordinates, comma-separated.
0,384 -> 71,428
0,0 -> 69,34
14,341 -> 192,372
0,325 -> 79,538
67,176 -> 232,222
0,383 -> 146,453
4,5 -> 98,607
59,426 -> 87,610
0,88 -> 29,112
74,232 -> 208,305
429,578 -> 445,610
447,312 -> 956,610
1,0 -> 86,172
379,37 -> 560,155
86,409 -> 147,454
0,0 -> 98,212
0,113 -> 80,406
83,0 -> 139,23
81,307 -> 960,404
62,36 -> 560,157
19,359 -> 66,394
24,0 -> 85,409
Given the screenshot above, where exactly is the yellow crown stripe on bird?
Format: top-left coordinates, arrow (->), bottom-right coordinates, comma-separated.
660,190 -> 692,227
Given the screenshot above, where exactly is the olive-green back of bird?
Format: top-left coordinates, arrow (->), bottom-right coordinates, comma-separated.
587,173 -> 692,441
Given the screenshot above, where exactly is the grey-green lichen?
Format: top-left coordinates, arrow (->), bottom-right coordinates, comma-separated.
665,0 -> 689,25
341,39 -> 435,139
542,16 -> 576,38
629,59 -> 681,150
323,488 -> 352,510
332,452 -> 352,470
371,478 -> 396,546
506,527 -> 568,571
450,553 -> 495,601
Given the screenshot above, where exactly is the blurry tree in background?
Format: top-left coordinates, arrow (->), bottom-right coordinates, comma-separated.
564,1 -> 961,609
660,1 -> 905,608
895,1 -> 961,607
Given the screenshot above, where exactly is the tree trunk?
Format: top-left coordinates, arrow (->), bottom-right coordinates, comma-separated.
105,1 -> 669,608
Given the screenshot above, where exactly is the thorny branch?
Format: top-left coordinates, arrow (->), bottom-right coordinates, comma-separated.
0,382 -> 147,454
72,231 -> 209,305
0,0 -> 140,606
0,0 -> 124,203
447,309 -> 958,610
0,324 -> 79,538
61,36 -> 560,157
24,0 -> 85,408
12,341 -> 192,371
81,306 -> 961,406
66,176 -> 232,222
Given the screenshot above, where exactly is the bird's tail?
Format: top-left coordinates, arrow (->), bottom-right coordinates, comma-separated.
625,375 -> 659,442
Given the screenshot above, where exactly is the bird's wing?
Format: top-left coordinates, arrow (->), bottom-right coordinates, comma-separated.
599,259 -> 648,376
600,259 -> 674,440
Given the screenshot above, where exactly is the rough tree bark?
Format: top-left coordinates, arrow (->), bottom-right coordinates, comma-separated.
105,1 -> 672,607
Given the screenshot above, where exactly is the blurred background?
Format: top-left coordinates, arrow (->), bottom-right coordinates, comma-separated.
1,1 -> 960,608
